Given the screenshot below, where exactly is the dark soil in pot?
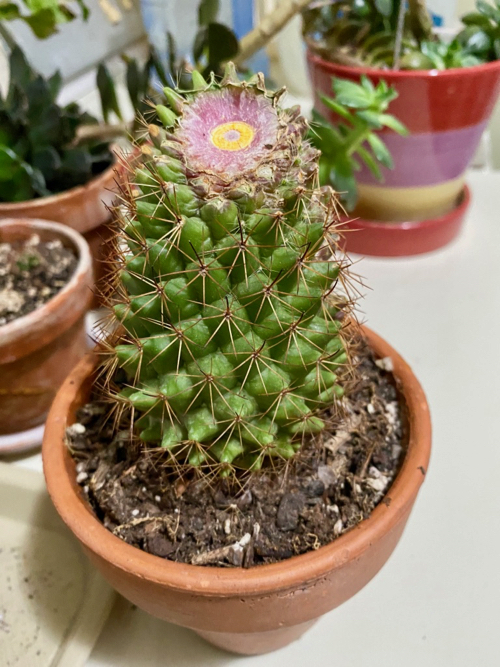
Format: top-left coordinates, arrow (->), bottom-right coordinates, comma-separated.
0,234 -> 77,326
66,339 -> 405,568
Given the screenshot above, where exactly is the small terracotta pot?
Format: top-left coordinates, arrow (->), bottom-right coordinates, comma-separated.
42,327 -> 431,655
307,51 -> 500,249
0,219 -> 93,435
0,165 -> 117,235
0,164 -> 118,304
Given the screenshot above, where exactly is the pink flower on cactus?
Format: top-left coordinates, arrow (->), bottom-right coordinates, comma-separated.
178,88 -> 279,180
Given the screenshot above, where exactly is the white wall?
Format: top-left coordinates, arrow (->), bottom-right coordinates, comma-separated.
5,0 -> 145,81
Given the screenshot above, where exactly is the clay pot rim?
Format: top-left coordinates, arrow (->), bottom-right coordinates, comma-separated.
0,218 -> 92,353
0,159 -> 117,212
307,49 -> 500,78
43,326 -> 431,598
346,184 -> 470,231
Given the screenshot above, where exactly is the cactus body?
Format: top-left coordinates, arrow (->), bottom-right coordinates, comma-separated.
108,68 -> 349,474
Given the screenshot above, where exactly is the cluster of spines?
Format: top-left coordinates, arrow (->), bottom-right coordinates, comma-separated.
103,70 -> 351,476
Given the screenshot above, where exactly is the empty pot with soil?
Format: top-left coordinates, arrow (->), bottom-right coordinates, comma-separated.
0,219 -> 93,435
42,68 -> 431,655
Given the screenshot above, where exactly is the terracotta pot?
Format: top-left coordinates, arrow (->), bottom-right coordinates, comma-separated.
0,164 -> 117,234
42,327 -> 431,655
307,52 -> 500,240
0,163 -> 118,304
342,184 -> 470,257
0,219 -> 93,435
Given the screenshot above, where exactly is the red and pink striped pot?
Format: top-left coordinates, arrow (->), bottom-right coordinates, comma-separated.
307,52 -> 500,253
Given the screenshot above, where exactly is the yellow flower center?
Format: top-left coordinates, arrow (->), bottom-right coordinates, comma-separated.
210,121 -> 255,151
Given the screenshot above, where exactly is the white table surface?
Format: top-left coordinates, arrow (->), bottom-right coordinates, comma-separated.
9,170 -> 500,666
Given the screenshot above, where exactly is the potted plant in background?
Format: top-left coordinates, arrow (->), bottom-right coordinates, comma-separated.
307,73 -> 407,212
303,0 -> 500,255
0,218 -> 92,453
0,45 -> 117,292
43,66 -> 431,655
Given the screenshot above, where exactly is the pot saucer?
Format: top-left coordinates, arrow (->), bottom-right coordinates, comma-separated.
342,186 -> 470,257
0,424 -> 45,456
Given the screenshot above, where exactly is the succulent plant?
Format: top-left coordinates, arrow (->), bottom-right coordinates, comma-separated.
303,0 -> 500,70
308,76 -> 407,211
104,65 -> 352,476
0,45 -> 114,202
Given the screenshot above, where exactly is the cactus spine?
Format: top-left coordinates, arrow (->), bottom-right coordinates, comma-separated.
106,66 -> 351,476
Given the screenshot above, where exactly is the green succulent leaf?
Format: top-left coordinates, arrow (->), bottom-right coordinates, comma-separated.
0,43 -> 113,202
0,3 -> 22,21
356,144 -> 382,179
477,0 -> 500,21
97,63 -> 123,123
332,78 -> 372,109
366,133 -> 393,168
378,113 -> 408,135
461,11 -> 494,28
198,0 -> 219,25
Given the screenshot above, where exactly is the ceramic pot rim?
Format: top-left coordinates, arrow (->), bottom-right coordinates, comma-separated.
0,160 -> 117,213
347,184 -> 470,231
307,49 -> 500,79
43,326 -> 432,598
0,218 -> 93,360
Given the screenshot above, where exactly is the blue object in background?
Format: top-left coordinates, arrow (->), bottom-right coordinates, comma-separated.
431,12 -> 444,27
231,0 -> 269,75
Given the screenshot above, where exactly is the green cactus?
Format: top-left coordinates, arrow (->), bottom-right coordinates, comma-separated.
105,65 -> 351,476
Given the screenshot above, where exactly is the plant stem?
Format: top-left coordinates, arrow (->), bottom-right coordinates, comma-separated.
234,0 -> 312,66
393,0 -> 406,70
344,126 -> 370,156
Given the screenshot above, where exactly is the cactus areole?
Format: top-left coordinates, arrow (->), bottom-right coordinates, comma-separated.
109,66 -> 350,475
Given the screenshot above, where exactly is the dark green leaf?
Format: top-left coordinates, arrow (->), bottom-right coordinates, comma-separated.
461,12 -> 493,28
150,46 -> 170,87
59,147 -> 93,186
75,0 -> 90,21
125,58 -> 141,109
32,146 -> 62,181
28,105 -> 62,147
9,46 -> 34,90
309,112 -> 344,153
97,63 -> 123,123
166,32 -> 177,78
198,0 -> 219,25
26,76 -> 54,122
23,8 -> 59,39
207,23 -> 239,68
0,145 -> 19,181
48,70 -> 63,101
477,0 -> 500,21
0,3 -> 21,21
